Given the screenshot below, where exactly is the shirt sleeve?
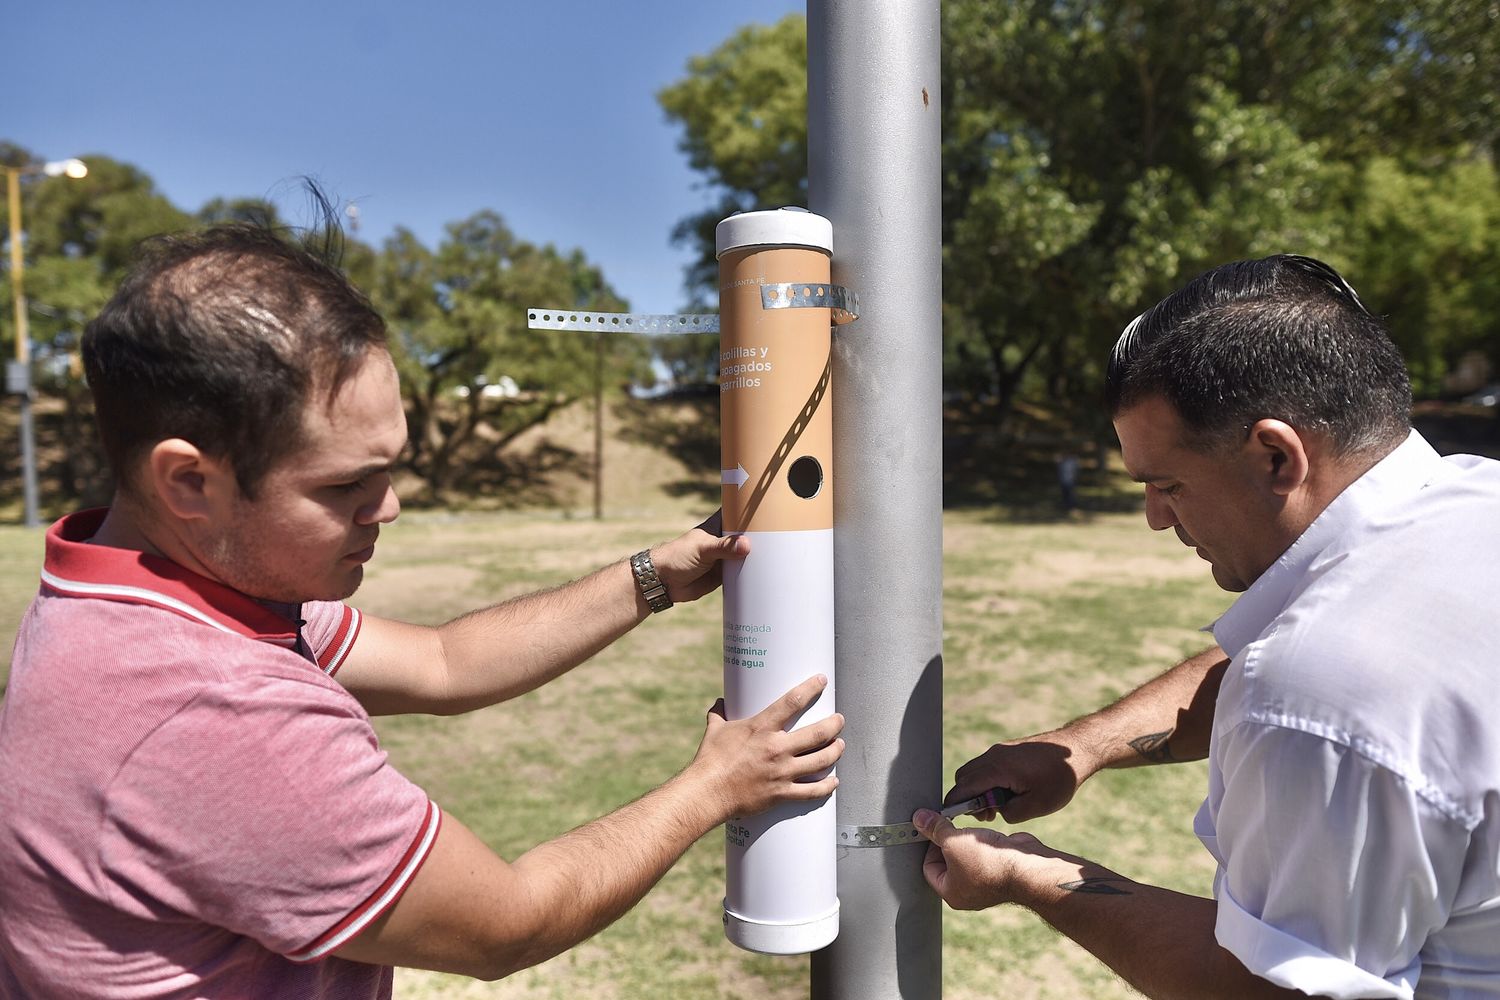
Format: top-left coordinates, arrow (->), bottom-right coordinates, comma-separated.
1211,722 -> 1470,999
300,599 -> 363,677
99,671 -> 440,961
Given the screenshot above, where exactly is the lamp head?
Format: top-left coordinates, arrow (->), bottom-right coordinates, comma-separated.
43,158 -> 88,179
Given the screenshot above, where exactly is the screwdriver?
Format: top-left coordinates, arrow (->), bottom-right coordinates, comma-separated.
938,787 -> 1014,819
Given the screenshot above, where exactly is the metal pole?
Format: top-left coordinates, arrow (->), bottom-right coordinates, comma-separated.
7,168 -> 40,528
592,329 -> 604,520
808,1 -> 944,998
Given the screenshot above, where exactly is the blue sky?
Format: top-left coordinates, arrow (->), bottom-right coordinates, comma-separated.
9,0 -> 805,313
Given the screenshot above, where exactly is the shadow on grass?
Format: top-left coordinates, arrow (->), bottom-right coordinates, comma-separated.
943,398 -> 1140,523
615,388 -> 721,505
944,399 -> 1500,524
614,388 -> 1144,521
1413,403 -> 1500,459
15,377 -> 1492,524
394,440 -> 593,511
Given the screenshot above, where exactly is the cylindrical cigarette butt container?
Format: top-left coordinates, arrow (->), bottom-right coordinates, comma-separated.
716,208 -> 838,955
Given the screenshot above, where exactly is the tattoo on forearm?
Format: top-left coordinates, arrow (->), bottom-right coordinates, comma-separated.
1127,730 -> 1179,764
1058,877 -> 1132,895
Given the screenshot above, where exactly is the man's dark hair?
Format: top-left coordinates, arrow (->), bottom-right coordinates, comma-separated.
83,221 -> 389,497
1105,255 -> 1412,457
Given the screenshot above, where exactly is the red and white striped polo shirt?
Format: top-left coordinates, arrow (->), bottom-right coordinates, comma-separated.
0,509 -> 440,999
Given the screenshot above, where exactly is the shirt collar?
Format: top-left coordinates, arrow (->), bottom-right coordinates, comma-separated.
40,508 -> 299,646
1212,430 -> 1445,657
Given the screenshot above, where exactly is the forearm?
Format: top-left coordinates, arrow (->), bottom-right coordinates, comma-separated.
432,557 -> 649,713
1065,645 -> 1227,772
334,768 -> 725,981
343,520 -> 742,717
503,765 -> 723,971
1018,860 -> 1311,1000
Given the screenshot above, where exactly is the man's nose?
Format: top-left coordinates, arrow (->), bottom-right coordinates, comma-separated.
357,479 -> 401,525
1143,485 -> 1177,532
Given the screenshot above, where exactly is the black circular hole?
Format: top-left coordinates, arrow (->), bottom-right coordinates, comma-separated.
787,456 -> 823,499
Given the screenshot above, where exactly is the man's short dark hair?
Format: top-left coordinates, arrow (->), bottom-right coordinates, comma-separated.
83,223 -> 389,497
1105,255 -> 1412,457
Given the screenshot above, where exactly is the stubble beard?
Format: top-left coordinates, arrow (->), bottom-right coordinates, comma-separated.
202,518 -> 360,605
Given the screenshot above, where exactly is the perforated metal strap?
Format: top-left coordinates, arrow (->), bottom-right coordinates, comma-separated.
759,283 -> 859,324
526,309 -> 719,334
836,789 -> 1012,848
836,823 -> 925,848
526,283 -> 858,335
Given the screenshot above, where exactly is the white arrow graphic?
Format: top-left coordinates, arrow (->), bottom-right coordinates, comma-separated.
721,464 -> 749,488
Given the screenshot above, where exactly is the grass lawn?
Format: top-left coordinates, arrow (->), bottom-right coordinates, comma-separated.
0,506 -> 1231,998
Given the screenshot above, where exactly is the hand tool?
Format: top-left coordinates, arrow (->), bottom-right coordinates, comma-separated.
837,787 -> 1016,848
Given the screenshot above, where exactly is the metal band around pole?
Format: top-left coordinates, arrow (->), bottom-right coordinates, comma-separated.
759,283 -> 860,324
836,823 -> 926,848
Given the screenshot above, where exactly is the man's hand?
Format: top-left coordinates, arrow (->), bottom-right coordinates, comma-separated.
912,809 -> 1105,911
689,673 -> 844,820
649,510 -> 749,605
336,676 -> 840,981
946,730 -> 1099,824
911,810 -> 1320,1000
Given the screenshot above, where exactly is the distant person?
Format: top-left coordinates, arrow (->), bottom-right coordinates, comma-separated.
916,255 -> 1500,998
1055,449 -> 1080,513
0,221 -> 844,997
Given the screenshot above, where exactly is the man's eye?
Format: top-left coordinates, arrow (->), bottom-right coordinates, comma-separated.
333,477 -> 368,494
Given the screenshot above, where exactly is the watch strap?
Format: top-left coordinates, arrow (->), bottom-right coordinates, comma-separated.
630,549 -> 673,613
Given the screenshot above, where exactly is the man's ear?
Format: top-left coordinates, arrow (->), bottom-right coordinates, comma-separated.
1246,419 -> 1309,497
146,439 -> 237,521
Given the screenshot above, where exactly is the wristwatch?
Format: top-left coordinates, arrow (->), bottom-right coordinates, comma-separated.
630,549 -> 673,613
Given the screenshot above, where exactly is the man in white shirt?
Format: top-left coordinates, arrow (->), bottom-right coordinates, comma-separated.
914,255 -> 1500,999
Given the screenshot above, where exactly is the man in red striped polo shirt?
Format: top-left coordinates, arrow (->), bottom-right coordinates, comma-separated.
0,223 -> 843,998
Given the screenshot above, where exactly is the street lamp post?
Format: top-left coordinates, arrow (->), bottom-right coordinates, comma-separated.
5,157 -> 87,527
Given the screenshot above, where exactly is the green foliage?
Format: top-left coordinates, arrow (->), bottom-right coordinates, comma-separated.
25,155 -> 192,282
660,1 -> 1500,424
0,152 -> 195,503
196,196 -> 284,228
658,14 -> 808,304
362,212 -> 647,500
1345,154 -> 1500,394
6,154 -> 192,352
0,144 -> 647,511
656,14 -> 808,387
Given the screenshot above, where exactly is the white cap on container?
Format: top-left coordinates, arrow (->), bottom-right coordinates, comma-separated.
715,207 -> 833,259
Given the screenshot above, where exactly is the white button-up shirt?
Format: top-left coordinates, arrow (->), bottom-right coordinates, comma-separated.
1199,431 -> 1500,999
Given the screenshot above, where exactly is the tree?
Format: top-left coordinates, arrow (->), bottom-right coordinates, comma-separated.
659,2 -> 1500,435
1346,153 -> 1500,395
196,196 -> 284,228
365,211 -> 646,501
940,0 -> 1496,416
655,14 -> 808,391
659,14 -> 809,305
2,147 -> 650,510
1,150 -> 193,503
